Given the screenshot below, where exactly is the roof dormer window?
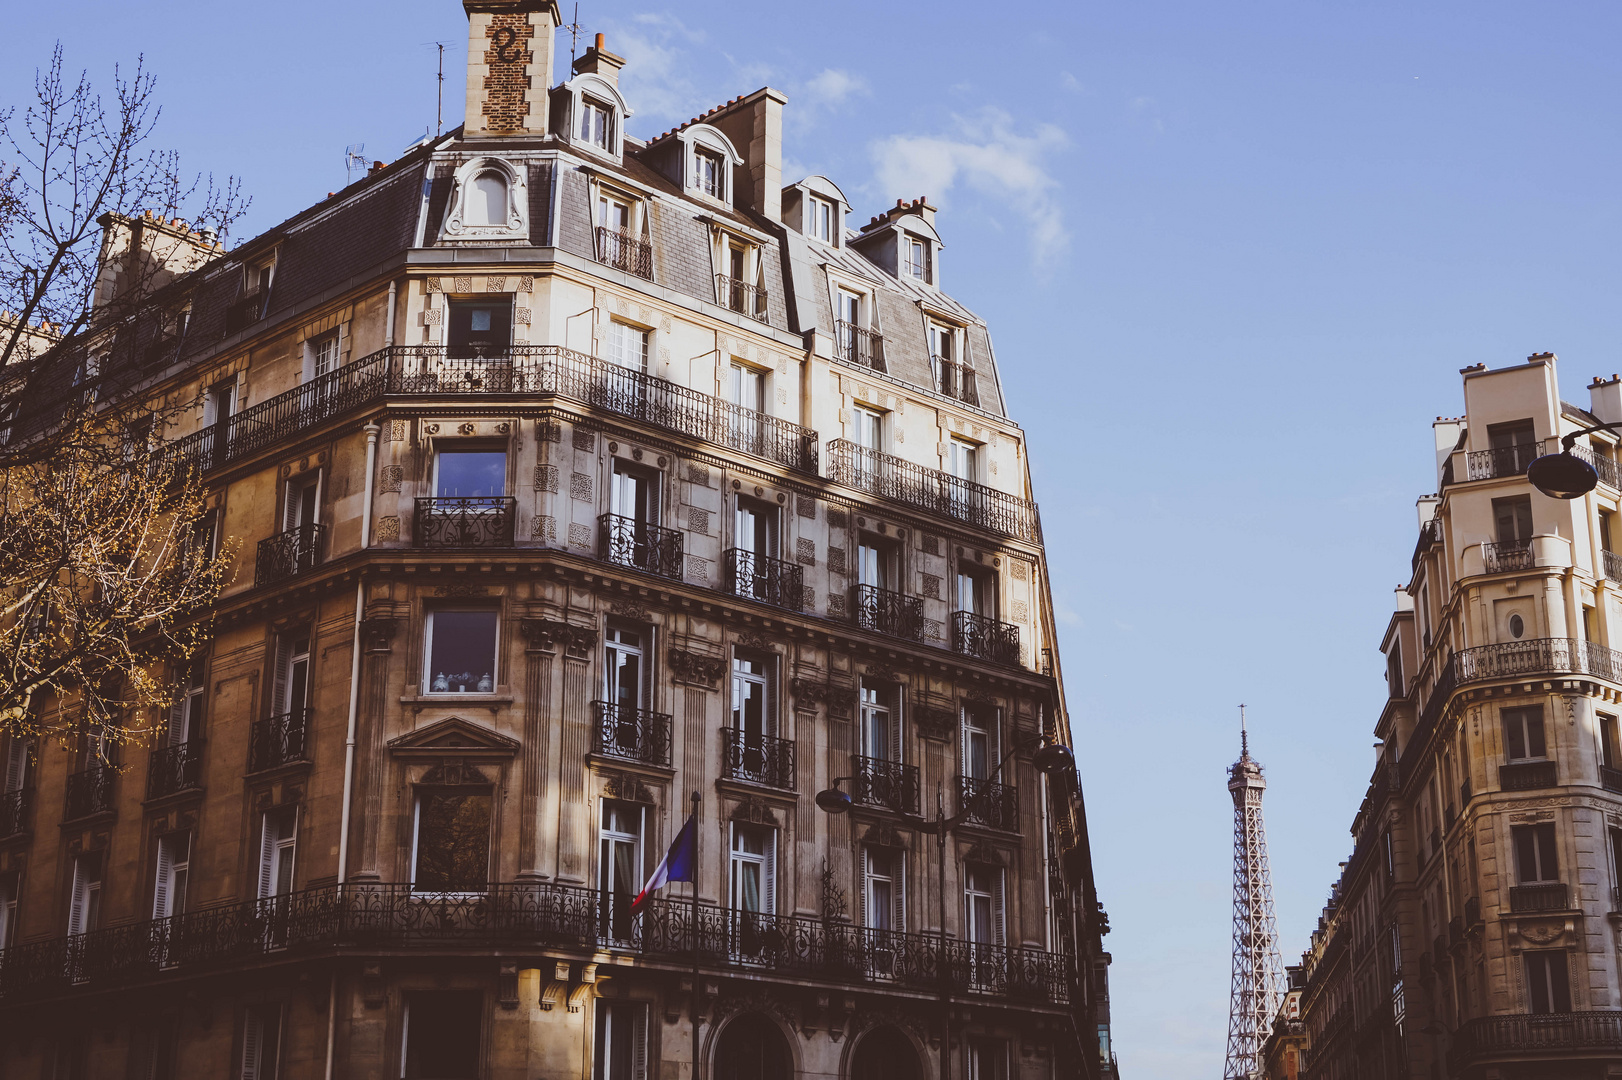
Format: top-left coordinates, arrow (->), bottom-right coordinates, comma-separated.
464,171 -> 509,228
808,196 -> 835,243
695,148 -> 723,198
439,158 -> 528,242
581,98 -> 612,150
903,236 -> 930,282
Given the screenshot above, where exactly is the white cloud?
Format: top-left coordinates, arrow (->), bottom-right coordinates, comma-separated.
600,15 -> 710,128
803,68 -> 867,109
868,109 -> 1070,268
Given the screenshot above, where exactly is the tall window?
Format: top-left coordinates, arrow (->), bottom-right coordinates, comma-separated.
729,361 -> 765,413
1487,419 -> 1537,468
412,790 -> 492,893
0,872 -> 18,949
695,148 -> 722,197
962,707 -> 998,782
605,626 -> 646,711
903,237 -> 928,281
309,332 -> 340,380
807,195 -> 834,243
1523,951 -> 1572,1013
955,569 -> 995,618
605,321 -> 650,372
403,991 -> 482,1079
282,475 -> 319,541
1492,495 -> 1533,546
734,497 -> 776,558
928,323 -> 954,363
862,847 -> 903,932
837,290 -> 863,328
445,298 -> 512,358
434,448 -> 507,502
5,734 -> 32,797
963,864 -> 1004,945
861,683 -> 899,763
1601,714 -> 1620,771
581,99 -> 611,148
947,437 -> 979,483
271,634 -> 311,718
239,1003 -> 282,1080
731,654 -> 772,741
152,832 -> 190,920
598,801 -> 643,943
67,852 -> 102,936
464,171 -> 509,227
258,807 -> 297,901
424,610 -> 499,694
1502,707 -> 1546,761
857,540 -> 893,591
1513,823 -> 1559,884
1610,827 -> 1622,901
729,824 -> 776,915
610,461 -> 659,525
205,380 -> 236,428
966,1038 -> 1008,1080
594,1002 -> 649,1080
853,406 -> 883,452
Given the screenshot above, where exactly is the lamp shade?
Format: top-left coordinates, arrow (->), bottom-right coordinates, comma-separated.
1032,741 -> 1075,775
815,786 -> 853,814
1527,451 -> 1597,500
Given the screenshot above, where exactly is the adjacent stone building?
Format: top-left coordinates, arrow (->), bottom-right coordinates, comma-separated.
0,3 -> 1111,1078
1285,353 -> 1622,1079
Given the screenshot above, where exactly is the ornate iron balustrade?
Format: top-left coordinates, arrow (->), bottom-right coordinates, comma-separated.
1450,1012 -> 1622,1070
223,292 -> 266,336
1465,442 -> 1539,480
835,321 -> 884,371
852,754 -> 920,814
1482,538 -> 1534,573
931,357 -> 979,406
0,882 -> 1073,1005
1464,896 -> 1481,927
1500,759 -> 1558,791
1567,442 -> 1620,489
852,584 -> 924,641
1454,637 -> 1622,685
952,610 -> 1021,666
0,789 -> 31,837
1603,765 -> 1622,793
65,766 -> 115,820
249,709 -> 311,773
1509,882 -> 1569,912
593,701 -> 673,766
958,776 -> 1018,830
254,522 -> 327,587
596,226 -> 654,279
1606,550 -> 1622,585
715,275 -> 767,322
414,497 -> 517,548
146,742 -> 204,800
721,729 -> 796,790
1411,514 -> 1443,572
828,441 -> 1042,542
598,513 -> 684,579
723,549 -> 804,611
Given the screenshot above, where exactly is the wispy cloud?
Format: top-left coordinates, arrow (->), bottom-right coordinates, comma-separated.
869,109 -> 1071,268
803,68 -> 867,109
600,14 -> 712,128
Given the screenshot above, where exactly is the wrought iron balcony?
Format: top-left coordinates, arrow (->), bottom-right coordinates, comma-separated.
715,275 -> 767,321
952,610 -> 1021,666
1568,442 -> 1620,489
1509,882 -> 1569,912
0,881 -> 1074,1006
931,357 -> 979,406
1450,1012 -> 1622,1071
146,741 -> 204,800
65,766 -> 115,820
1603,764 -> 1622,793
958,776 -> 1018,830
598,514 -> 684,579
593,701 -> 673,766
1482,538 -> 1534,573
414,497 -> 516,548
852,754 -> 920,815
723,548 -> 804,611
1465,442 -> 1539,480
852,584 -> 924,641
142,334 -> 181,368
596,226 -> 654,279
835,321 -> 884,371
1455,637 -> 1622,685
828,441 -> 1042,542
0,789 -> 31,838
1499,760 -> 1558,791
255,522 -> 327,587
249,709 -> 311,773
223,291 -> 266,336
1465,896 -> 1482,927
721,729 -> 796,790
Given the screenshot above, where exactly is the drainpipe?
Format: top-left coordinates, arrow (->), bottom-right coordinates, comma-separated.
328,575 -> 367,1080
361,422 -> 380,549
385,279 -> 398,347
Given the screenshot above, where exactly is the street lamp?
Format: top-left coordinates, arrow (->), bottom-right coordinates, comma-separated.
1527,420 -> 1622,499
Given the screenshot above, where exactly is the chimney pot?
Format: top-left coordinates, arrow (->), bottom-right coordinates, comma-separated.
596,32 -> 604,50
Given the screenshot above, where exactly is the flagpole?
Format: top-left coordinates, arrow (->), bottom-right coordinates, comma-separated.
689,789 -> 702,1080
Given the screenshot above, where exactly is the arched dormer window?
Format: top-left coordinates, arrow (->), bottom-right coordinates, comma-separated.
784,176 -> 852,248
440,158 -> 528,242
558,74 -> 631,161
675,124 -> 742,207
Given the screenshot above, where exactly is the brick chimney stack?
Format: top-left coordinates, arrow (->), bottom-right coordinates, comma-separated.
462,0 -> 561,139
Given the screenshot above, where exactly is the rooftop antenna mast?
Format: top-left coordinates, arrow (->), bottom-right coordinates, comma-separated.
344,143 -> 368,186
1223,705 -> 1285,1080
435,42 -> 446,135
563,3 -> 584,68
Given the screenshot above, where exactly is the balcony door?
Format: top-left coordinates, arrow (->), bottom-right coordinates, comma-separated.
605,627 -> 646,712
735,498 -> 776,560
1492,495 -> 1532,546
165,671 -> 204,754
962,707 -> 998,783
729,824 -> 777,958
598,801 -> 643,944
258,808 -> 297,901
445,298 -> 512,360
284,474 -> 319,533
862,846 -> 904,934
1487,419 -> 1537,473
271,634 -> 311,720
727,361 -> 767,452
152,832 -> 190,920
963,865 -> 1004,946
861,684 -> 900,763
955,571 -> 995,619
67,853 -> 102,937
611,462 -> 658,525
857,542 -> 892,592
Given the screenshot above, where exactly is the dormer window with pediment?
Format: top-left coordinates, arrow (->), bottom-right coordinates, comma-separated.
440,158 -> 528,242
784,176 -> 851,249
676,124 -> 742,207
556,74 -> 631,162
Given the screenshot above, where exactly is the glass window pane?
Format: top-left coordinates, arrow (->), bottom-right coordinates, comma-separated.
415,794 -> 491,891
436,451 -> 507,498
428,611 -> 498,693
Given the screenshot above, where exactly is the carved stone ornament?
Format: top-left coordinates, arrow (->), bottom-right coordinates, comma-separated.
601,771 -> 655,804
963,839 -> 1005,866
608,598 -> 649,621
735,629 -> 769,651
521,618 -> 596,658
914,705 -> 955,742
864,659 -> 901,684
730,796 -> 778,826
963,688 -> 998,707
863,821 -> 905,849
791,678 -> 830,707
669,649 -> 726,689
420,760 -> 493,787
826,686 -> 858,717
1510,916 -> 1574,950
362,616 -> 398,653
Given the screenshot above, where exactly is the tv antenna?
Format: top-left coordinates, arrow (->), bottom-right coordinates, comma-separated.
562,3 -> 584,68
427,41 -> 448,135
344,143 -> 368,185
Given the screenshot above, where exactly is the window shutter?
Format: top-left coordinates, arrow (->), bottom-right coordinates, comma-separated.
960,708 -> 969,779
892,690 -> 904,764
630,1005 -> 649,1080
167,696 -> 186,747
3,738 -> 27,792
153,837 -> 174,919
763,829 -> 777,916
992,871 -> 1006,946
67,859 -> 88,936
240,1010 -> 263,1080
283,481 -> 300,533
894,856 -> 906,934
859,846 -> 869,927
270,638 -> 291,717
258,814 -> 279,900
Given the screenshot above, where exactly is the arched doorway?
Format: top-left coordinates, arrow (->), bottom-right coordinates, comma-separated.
851,1026 -> 922,1080
713,1013 -> 793,1080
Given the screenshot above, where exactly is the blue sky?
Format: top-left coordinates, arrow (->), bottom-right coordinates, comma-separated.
9,2 -> 1622,1075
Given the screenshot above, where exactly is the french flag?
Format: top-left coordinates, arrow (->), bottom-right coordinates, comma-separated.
630,812 -> 697,914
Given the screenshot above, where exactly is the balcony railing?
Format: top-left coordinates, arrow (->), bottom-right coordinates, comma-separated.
1450,1012 -> 1622,1070
223,291 -> 266,336
0,881 -> 1073,1006
1455,637 -> 1622,685
254,522 -> 327,587
852,754 -> 920,815
1466,442 -> 1539,480
146,741 -> 204,800
593,702 -> 673,766
828,441 -> 1042,542
1465,896 -> 1482,927
852,584 -> 924,641
721,729 -> 796,790
65,766 -> 115,820
715,275 -> 767,322
1568,442 -> 1620,489
598,514 -> 684,580
249,709 -> 311,773
1482,538 -> 1534,573
596,227 -> 653,279
1509,882 -> 1569,912
0,789 -> 31,837
414,497 -> 516,548
723,549 -> 804,611
958,776 -> 1018,830
931,357 -> 979,406
1602,765 -> 1622,793
952,610 -> 1021,666
1606,550 -> 1622,585
1500,759 -> 1558,791
835,321 -> 885,371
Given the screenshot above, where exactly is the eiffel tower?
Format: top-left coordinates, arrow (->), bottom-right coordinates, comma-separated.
1223,707 -> 1285,1080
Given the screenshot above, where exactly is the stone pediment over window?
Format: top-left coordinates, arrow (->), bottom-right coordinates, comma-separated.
387,716 -> 520,758
439,157 -> 529,242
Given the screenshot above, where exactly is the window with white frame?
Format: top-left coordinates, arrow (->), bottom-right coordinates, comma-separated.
308,331 -> 340,381
598,194 -> 631,232
728,360 -> 765,413
604,625 -> 648,710
947,437 -> 979,483
966,1038 -> 1009,1080
605,320 -> 650,372
581,98 -> 612,149
903,235 -> 930,282
963,864 -> 1004,945
961,706 -> 999,783
424,610 -> 499,694
0,872 -> 18,949
271,633 -> 312,717
4,734 -> 32,798
152,831 -> 191,920
403,990 -> 482,1079
463,171 -> 510,228
695,148 -> 723,198
862,846 -> 904,932
860,682 -> 901,762
594,1002 -> 649,1080
807,195 -> 835,243
257,807 -> 298,901
599,800 -> 644,943
412,789 -> 492,893
728,823 -> 776,915
853,406 -> 884,453
239,1003 -> 283,1080
67,852 -> 102,936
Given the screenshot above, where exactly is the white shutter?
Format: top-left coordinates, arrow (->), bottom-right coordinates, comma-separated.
894,855 -> 906,934
283,481 -> 300,533
763,829 -> 777,916
270,638 -> 291,717
726,822 -> 736,909
992,871 -> 1006,946
167,697 -> 186,747
859,847 -> 869,927
960,707 -> 969,779
67,858 -> 90,936
891,690 -> 904,764
153,837 -> 174,918
258,813 -> 279,900
3,739 -> 27,792
240,1009 -> 264,1080
630,1005 -> 649,1080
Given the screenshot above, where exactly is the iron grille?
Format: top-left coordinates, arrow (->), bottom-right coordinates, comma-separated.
721,729 -> 796,790
958,776 -> 1018,830
723,548 -> 804,611
146,742 -> 204,799
1454,637 -> 1622,685
255,523 -> 327,587
1482,539 -> 1533,573
598,513 -> 684,579
414,497 -> 517,547
596,226 -> 654,279
931,356 -> 979,406
223,291 -> 265,336
951,610 -> 1021,665
1465,442 -> 1539,480
1499,759 -> 1558,790
715,275 -> 768,321
593,701 -> 673,766
1508,883 -> 1569,912
65,766 -> 115,820
1606,549 -> 1622,585
1603,765 -> 1622,793
0,789 -> 31,837
1568,442 -> 1620,489
852,584 -> 924,641
852,754 -> 920,814
1450,1012 -> 1622,1071
828,440 -> 1042,542
250,709 -> 311,773
835,321 -> 884,370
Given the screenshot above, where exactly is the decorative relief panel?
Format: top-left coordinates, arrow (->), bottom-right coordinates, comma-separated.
688,507 -> 710,534
570,473 -> 593,501
828,593 -> 847,619
669,650 -> 726,689
532,516 -> 557,540
796,538 -> 816,566
686,462 -> 710,486
568,523 -> 591,548
573,428 -> 595,452
921,573 -> 941,600
827,509 -> 849,530
379,465 -> 403,493
828,547 -> 846,575
375,516 -> 400,541
686,557 -> 709,582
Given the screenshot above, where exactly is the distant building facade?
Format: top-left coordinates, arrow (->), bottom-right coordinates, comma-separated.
1284,353 -> 1622,1079
0,2 -> 1110,1078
